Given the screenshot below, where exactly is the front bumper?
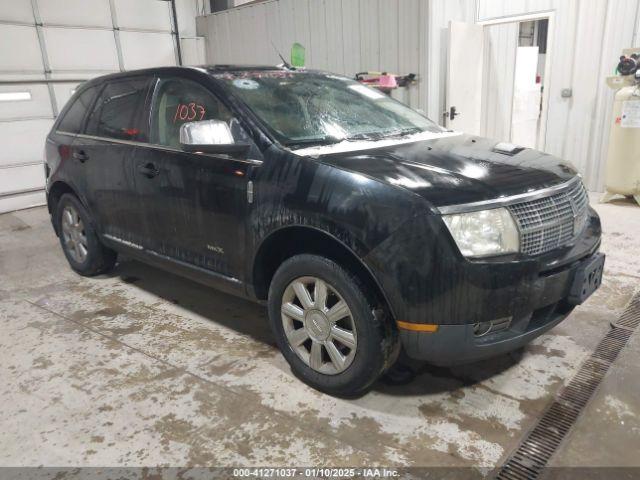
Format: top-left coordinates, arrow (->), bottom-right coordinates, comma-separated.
400,251 -> 604,365
365,208 -> 602,326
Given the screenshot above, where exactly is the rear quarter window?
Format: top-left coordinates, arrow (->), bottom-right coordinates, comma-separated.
57,85 -> 100,134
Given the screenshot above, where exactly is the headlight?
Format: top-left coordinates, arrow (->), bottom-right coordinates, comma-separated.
442,208 -> 519,258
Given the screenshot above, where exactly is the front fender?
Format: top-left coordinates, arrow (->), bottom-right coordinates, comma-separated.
249,149 -> 426,261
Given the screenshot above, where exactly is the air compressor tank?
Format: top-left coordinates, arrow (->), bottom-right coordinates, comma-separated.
602,61 -> 640,206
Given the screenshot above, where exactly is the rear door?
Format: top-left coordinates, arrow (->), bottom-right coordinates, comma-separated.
133,75 -> 255,281
72,76 -> 153,247
50,84 -> 102,200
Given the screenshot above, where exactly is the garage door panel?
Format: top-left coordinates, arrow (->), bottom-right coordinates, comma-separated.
0,119 -> 53,167
0,0 -> 34,24
0,163 -> 46,194
1,0 -> 182,213
0,190 -> 46,214
0,72 -> 46,82
119,31 -> 175,69
0,25 -> 44,73
37,0 -> 112,28
113,0 -> 172,31
43,27 -> 119,71
49,72 -> 110,81
0,84 -> 52,120
52,83 -> 81,113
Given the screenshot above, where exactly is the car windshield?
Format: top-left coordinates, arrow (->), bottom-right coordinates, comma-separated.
215,71 -> 444,148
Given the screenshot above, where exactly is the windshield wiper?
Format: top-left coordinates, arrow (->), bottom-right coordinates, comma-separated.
286,136 -> 345,149
344,128 -> 422,142
383,127 -> 423,138
288,128 -> 423,148
346,132 -> 385,141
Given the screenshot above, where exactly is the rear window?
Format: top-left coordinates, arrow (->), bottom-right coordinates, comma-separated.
57,85 -> 99,134
85,77 -> 151,142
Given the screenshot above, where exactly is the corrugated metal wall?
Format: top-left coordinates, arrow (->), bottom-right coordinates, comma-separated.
478,0 -> 640,191
198,0 -> 474,123
199,0 -> 639,191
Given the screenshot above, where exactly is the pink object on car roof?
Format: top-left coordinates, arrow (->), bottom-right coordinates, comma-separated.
378,74 -> 398,89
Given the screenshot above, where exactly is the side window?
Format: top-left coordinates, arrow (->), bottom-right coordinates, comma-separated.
86,77 -> 151,142
57,85 -> 99,134
151,78 -> 233,148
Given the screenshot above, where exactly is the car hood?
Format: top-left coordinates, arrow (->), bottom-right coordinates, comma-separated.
311,133 -> 578,210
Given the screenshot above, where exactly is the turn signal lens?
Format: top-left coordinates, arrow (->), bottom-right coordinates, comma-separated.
396,321 -> 439,332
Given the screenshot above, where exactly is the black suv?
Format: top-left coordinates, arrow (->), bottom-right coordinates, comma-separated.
45,66 -> 604,396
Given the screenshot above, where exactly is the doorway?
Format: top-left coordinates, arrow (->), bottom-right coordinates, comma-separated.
481,14 -> 552,150
481,13 -> 553,150
445,13 -> 553,151
511,19 -> 548,148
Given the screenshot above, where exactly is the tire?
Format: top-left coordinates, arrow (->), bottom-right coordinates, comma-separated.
55,193 -> 117,276
268,254 -> 399,397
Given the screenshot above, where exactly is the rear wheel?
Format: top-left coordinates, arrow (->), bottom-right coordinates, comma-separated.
268,254 -> 398,397
55,193 -> 117,276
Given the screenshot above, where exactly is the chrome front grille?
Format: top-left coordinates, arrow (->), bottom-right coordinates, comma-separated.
508,178 -> 589,256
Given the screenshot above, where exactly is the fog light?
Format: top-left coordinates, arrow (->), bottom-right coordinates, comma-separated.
474,321 -> 492,336
473,316 -> 512,337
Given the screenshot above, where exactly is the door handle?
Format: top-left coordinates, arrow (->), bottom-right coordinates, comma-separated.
137,162 -> 159,178
73,150 -> 89,163
449,106 -> 460,121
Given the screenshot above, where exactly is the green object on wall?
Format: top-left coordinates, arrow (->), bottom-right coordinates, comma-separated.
291,43 -> 305,68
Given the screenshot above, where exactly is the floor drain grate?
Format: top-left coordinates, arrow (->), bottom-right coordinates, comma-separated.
495,292 -> 640,480
614,293 -> 640,330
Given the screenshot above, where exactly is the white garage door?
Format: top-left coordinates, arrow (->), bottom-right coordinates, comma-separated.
0,0 -> 181,214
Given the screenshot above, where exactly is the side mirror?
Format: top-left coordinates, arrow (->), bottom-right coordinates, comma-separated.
179,119 -> 250,158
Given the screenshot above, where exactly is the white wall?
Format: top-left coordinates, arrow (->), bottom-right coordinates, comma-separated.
478,0 -> 640,191
197,0 -> 474,124
635,3 -> 640,46
199,0 -> 639,192
0,0 -> 205,213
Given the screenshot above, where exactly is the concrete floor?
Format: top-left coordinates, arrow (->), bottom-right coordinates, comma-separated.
0,196 -> 638,471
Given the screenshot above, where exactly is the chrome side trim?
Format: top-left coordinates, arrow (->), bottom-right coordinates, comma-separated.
145,249 -> 242,285
437,176 -> 583,215
103,234 -> 144,250
55,131 -> 264,166
56,131 -> 76,138
102,233 -> 242,286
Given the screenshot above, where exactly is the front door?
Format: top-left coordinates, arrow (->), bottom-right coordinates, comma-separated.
133,75 -> 254,282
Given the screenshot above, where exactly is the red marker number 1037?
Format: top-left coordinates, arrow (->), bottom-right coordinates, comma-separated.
174,103 -> 206,123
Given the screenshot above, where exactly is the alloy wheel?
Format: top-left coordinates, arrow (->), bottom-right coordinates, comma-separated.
61,205 -> 88,264
281,276 -> 357,375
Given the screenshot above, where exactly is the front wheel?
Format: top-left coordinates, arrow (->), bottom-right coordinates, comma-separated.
268,254 -> 398,397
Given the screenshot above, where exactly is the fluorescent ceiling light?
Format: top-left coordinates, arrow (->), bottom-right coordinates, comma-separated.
0,91 -> 32,102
